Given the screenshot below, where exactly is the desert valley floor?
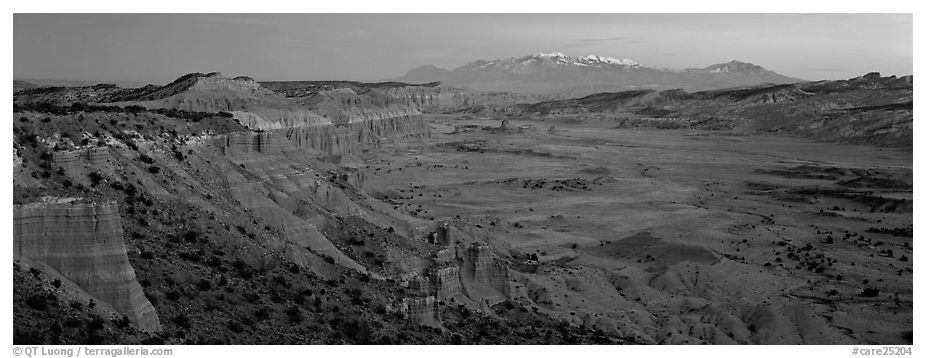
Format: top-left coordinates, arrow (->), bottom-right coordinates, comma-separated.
360,115 -> 913,344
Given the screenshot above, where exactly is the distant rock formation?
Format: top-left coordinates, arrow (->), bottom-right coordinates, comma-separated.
518,72 -> 913,146
215,113 -> 430,156
399,296 -> 440,327
410,221 -> 513,310
394,52 -> 803,94
13,200 -> 160,332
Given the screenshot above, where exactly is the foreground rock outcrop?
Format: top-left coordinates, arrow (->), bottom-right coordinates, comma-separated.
13,199 -> 160,332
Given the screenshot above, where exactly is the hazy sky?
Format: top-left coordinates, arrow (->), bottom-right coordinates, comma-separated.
14,13 -> 912,83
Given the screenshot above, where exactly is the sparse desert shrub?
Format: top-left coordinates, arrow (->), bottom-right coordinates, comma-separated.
183,230 -> 199,243
450,333 -> 463,344
232,259 -> 254,279
227,320 -> 245,333
205,256 -> 222,268
88,171 -> 104,186
123,183 -> 138,197
254,307 -> 271,321
116,316 -> 131,328
286,306 -> 303,323
178,249 -> 204,262
172,314 -> 191,329
147,166 -> 160,174
243,293 -> 260,303
109,181 -> 124,191
165,290 -> 182,301
859,287 -> 880,297
25,294 -> 50,311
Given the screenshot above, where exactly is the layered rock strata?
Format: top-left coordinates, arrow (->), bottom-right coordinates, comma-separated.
13,200 -> 160,331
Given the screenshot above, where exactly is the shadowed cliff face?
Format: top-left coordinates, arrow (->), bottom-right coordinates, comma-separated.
14,200 -> 160,332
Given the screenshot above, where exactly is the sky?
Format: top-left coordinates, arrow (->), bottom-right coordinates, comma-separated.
13,13 -> 913,83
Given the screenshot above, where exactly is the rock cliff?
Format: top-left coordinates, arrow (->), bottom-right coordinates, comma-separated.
13,200 -> 160,332
399,296 -> 440,327
215,112 -> 430,156
411,221 -> 514,309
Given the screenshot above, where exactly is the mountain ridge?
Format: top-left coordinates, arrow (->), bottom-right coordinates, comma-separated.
395,52 -> 803,95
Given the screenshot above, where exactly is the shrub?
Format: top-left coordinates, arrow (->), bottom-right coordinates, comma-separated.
183,230 -> 199,243
227,320 -> 245,333
172,314 -> 191,328
231,259 -> 254,280
254,307 -> 271,320
123,183 -> 138,197
206,256 -> 222,268
147,166 -> 160,174
109,181 -> 124,191
25,294 -> 50,311
125,105 -> 146,114
286,306 -> 303,323
165,291 -> 182,301
859,287 -> 880,297
88,171 -> 104,186
178,249 -> 204,262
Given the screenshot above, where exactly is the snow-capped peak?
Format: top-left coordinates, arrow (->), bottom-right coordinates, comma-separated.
534,52 -> 568,58
529,52 -> 641,67
579,55 -> 640,67
455,52 -> 645,73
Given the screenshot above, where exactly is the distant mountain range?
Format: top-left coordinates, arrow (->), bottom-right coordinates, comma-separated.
395,52 -> 803,95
